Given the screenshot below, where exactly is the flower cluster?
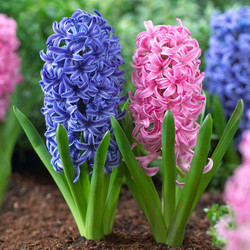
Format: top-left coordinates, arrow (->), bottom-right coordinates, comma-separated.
217,115 -> 250,249
40,9 -> 126,181
129,19 -> 207,177
0,14 -> 22,121
205,7 -> 250,140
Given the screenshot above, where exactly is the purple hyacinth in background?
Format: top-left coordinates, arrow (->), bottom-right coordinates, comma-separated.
40,9 -> 126,181
205,7 -> 250,140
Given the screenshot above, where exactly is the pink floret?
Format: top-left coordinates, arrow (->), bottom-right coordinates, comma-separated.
129,19 -> 205,175
0,14 -> 22,122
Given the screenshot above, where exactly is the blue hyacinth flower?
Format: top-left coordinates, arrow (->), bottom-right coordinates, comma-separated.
40,9 -> 126,182
205,7 -> 250,141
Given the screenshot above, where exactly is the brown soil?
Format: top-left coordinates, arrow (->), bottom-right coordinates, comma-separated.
0,171 -> 223,249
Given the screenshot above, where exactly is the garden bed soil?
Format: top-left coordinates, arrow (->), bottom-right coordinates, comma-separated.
0,169 -> 223,249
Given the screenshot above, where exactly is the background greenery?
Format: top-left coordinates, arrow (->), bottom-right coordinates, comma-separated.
2,0 -> 246,94
1,0 -> 248,190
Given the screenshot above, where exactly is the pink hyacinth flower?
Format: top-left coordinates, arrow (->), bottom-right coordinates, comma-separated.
225,128 -> 250,224
0,14 -> 22,122
219,117 -> 250,249
129,19 -> 210,179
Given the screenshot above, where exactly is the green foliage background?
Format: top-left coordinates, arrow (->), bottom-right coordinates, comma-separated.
0,0 -> 248,189
2,0 -> 246,95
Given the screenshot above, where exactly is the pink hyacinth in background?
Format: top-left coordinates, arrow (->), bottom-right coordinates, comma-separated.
0,14 -> 22,122
129,19 -> 208,177
217,119 -> 250,249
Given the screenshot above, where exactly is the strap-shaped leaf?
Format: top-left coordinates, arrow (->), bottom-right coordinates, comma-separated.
123,163 -> 153,226
196,90 -> 207,125
124,110 -> 133,143
99,172 -> 111,230
79,162 -> 90,205
56,124 -> 87,235
85,131 -> 110,240
212,94 -> 226,135
0,153 -> 11,207
166,114 -> 212,247
212,94 -> 240,164
121,98 -> 130,111
13,107 -> 70,191
13,107 -> 85,235
103,163 -> 124,235
111,116 -> 167,243
192,99 -> 244,211
161,110 -> 176,228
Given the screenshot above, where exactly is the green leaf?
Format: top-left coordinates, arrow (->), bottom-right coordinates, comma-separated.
192,99 -> 244,211
103,163 -> 124,235
85,131 -> 110,240
212,94 -> 240,164
56,124 -> 87,235
123,163 -> 153,226
124,110 -> 133,143
212,94 -> 226,136
166,114 -> 212,247
161,110 -> 176,229
79,162 -> 90,205
196,90 -> 207,125
205,204 -> 231,247
121,98 -> 130,111
13,107 -> 85,235
0,153 -> 11,208
13,107 -> 68,189
175,174 -> 186,207
111,116 -> 167,243
99,172 -> 111,229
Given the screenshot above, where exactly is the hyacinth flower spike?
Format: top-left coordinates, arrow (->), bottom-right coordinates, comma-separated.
14,9 -> 126,240
111,19 -> 244,247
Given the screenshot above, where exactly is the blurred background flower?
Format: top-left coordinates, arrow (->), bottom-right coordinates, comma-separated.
205,7 -> 250,141
0,14 -> 22,121
0,13 -> 23,207
216,120 -> 250,249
